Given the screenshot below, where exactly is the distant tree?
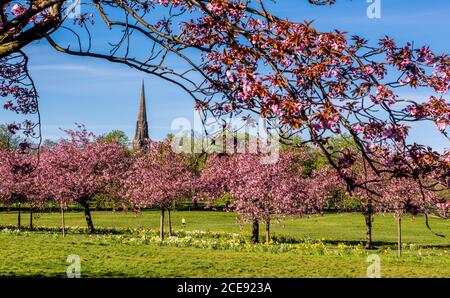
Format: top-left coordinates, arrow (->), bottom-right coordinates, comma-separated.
42,139 -> 57,148
0,125 -> 21,149
101,130 -> 130,148
165,133 -> 175,142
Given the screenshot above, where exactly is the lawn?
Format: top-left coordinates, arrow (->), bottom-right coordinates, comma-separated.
0,210 -> 448,277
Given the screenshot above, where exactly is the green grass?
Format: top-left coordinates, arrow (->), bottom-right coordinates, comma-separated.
0,211 -> 448,277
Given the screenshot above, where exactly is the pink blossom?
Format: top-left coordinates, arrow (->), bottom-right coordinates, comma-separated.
10,4 -> 25,17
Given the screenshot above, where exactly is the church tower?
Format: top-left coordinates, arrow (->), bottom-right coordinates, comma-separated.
132,81 -> 149,150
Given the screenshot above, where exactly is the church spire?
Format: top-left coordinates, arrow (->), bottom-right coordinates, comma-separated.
132,80 -> 149,150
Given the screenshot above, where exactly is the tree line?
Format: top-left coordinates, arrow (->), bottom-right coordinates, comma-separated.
0,126 -> 447,257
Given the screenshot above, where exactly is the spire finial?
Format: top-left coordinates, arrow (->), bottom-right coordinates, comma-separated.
133,80 -> 149,150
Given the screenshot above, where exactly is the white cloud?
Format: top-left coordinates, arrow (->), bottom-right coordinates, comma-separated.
29,64 -> 141,78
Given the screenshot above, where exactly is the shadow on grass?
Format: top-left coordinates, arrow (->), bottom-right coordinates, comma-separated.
322,239 -> 450,250
2,225 -> 448,250
271,234 -> 450,250
0,225 -> 131,235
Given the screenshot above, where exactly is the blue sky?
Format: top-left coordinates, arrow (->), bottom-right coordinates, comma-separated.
2,0 -> 450,149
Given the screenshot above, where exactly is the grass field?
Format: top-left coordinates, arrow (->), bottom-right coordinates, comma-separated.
0,210 -> 448,277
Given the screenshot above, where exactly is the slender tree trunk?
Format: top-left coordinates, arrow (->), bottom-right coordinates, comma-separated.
160,208 -> 165,241
61,207 -> 65,237
397,215 -> 402,257
364,211 -> 373,249
81,200 -> 95,234
29,207 -> 33,231
167,209 -> 172,237
265,218 -> 270,243
17,202 -> 21,231
251,218 -> 259,243
364,199 -> 373,249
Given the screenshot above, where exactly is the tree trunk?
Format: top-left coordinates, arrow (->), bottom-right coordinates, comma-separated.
81,200 -> 95,234
160,208 -> 165,241
397,215 -> 402,257
61,207 -> 65,237
251,218 -> 259,243
364,211 -> 373,249
167,209 -> 172,237
265,218 -> 270,243
29,207 -> 33,231
364,199 -> 373,249
17,202 -> 21,231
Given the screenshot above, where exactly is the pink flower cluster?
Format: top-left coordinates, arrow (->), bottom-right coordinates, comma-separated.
199,151 -> 341,223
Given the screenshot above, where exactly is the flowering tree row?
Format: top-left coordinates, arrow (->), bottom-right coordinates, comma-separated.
0,126 -> 129,232
1,128 -> 447,250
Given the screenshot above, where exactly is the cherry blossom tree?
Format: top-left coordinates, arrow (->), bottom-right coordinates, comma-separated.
375,177 -> 441,257
36,147 -> 69,235
0,148 -> 43,230
348,155 -> 446,251
348,163 -> 379,249
39,126 -> 129,233
123,140 -> 193,240
200,151 -> 335,243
